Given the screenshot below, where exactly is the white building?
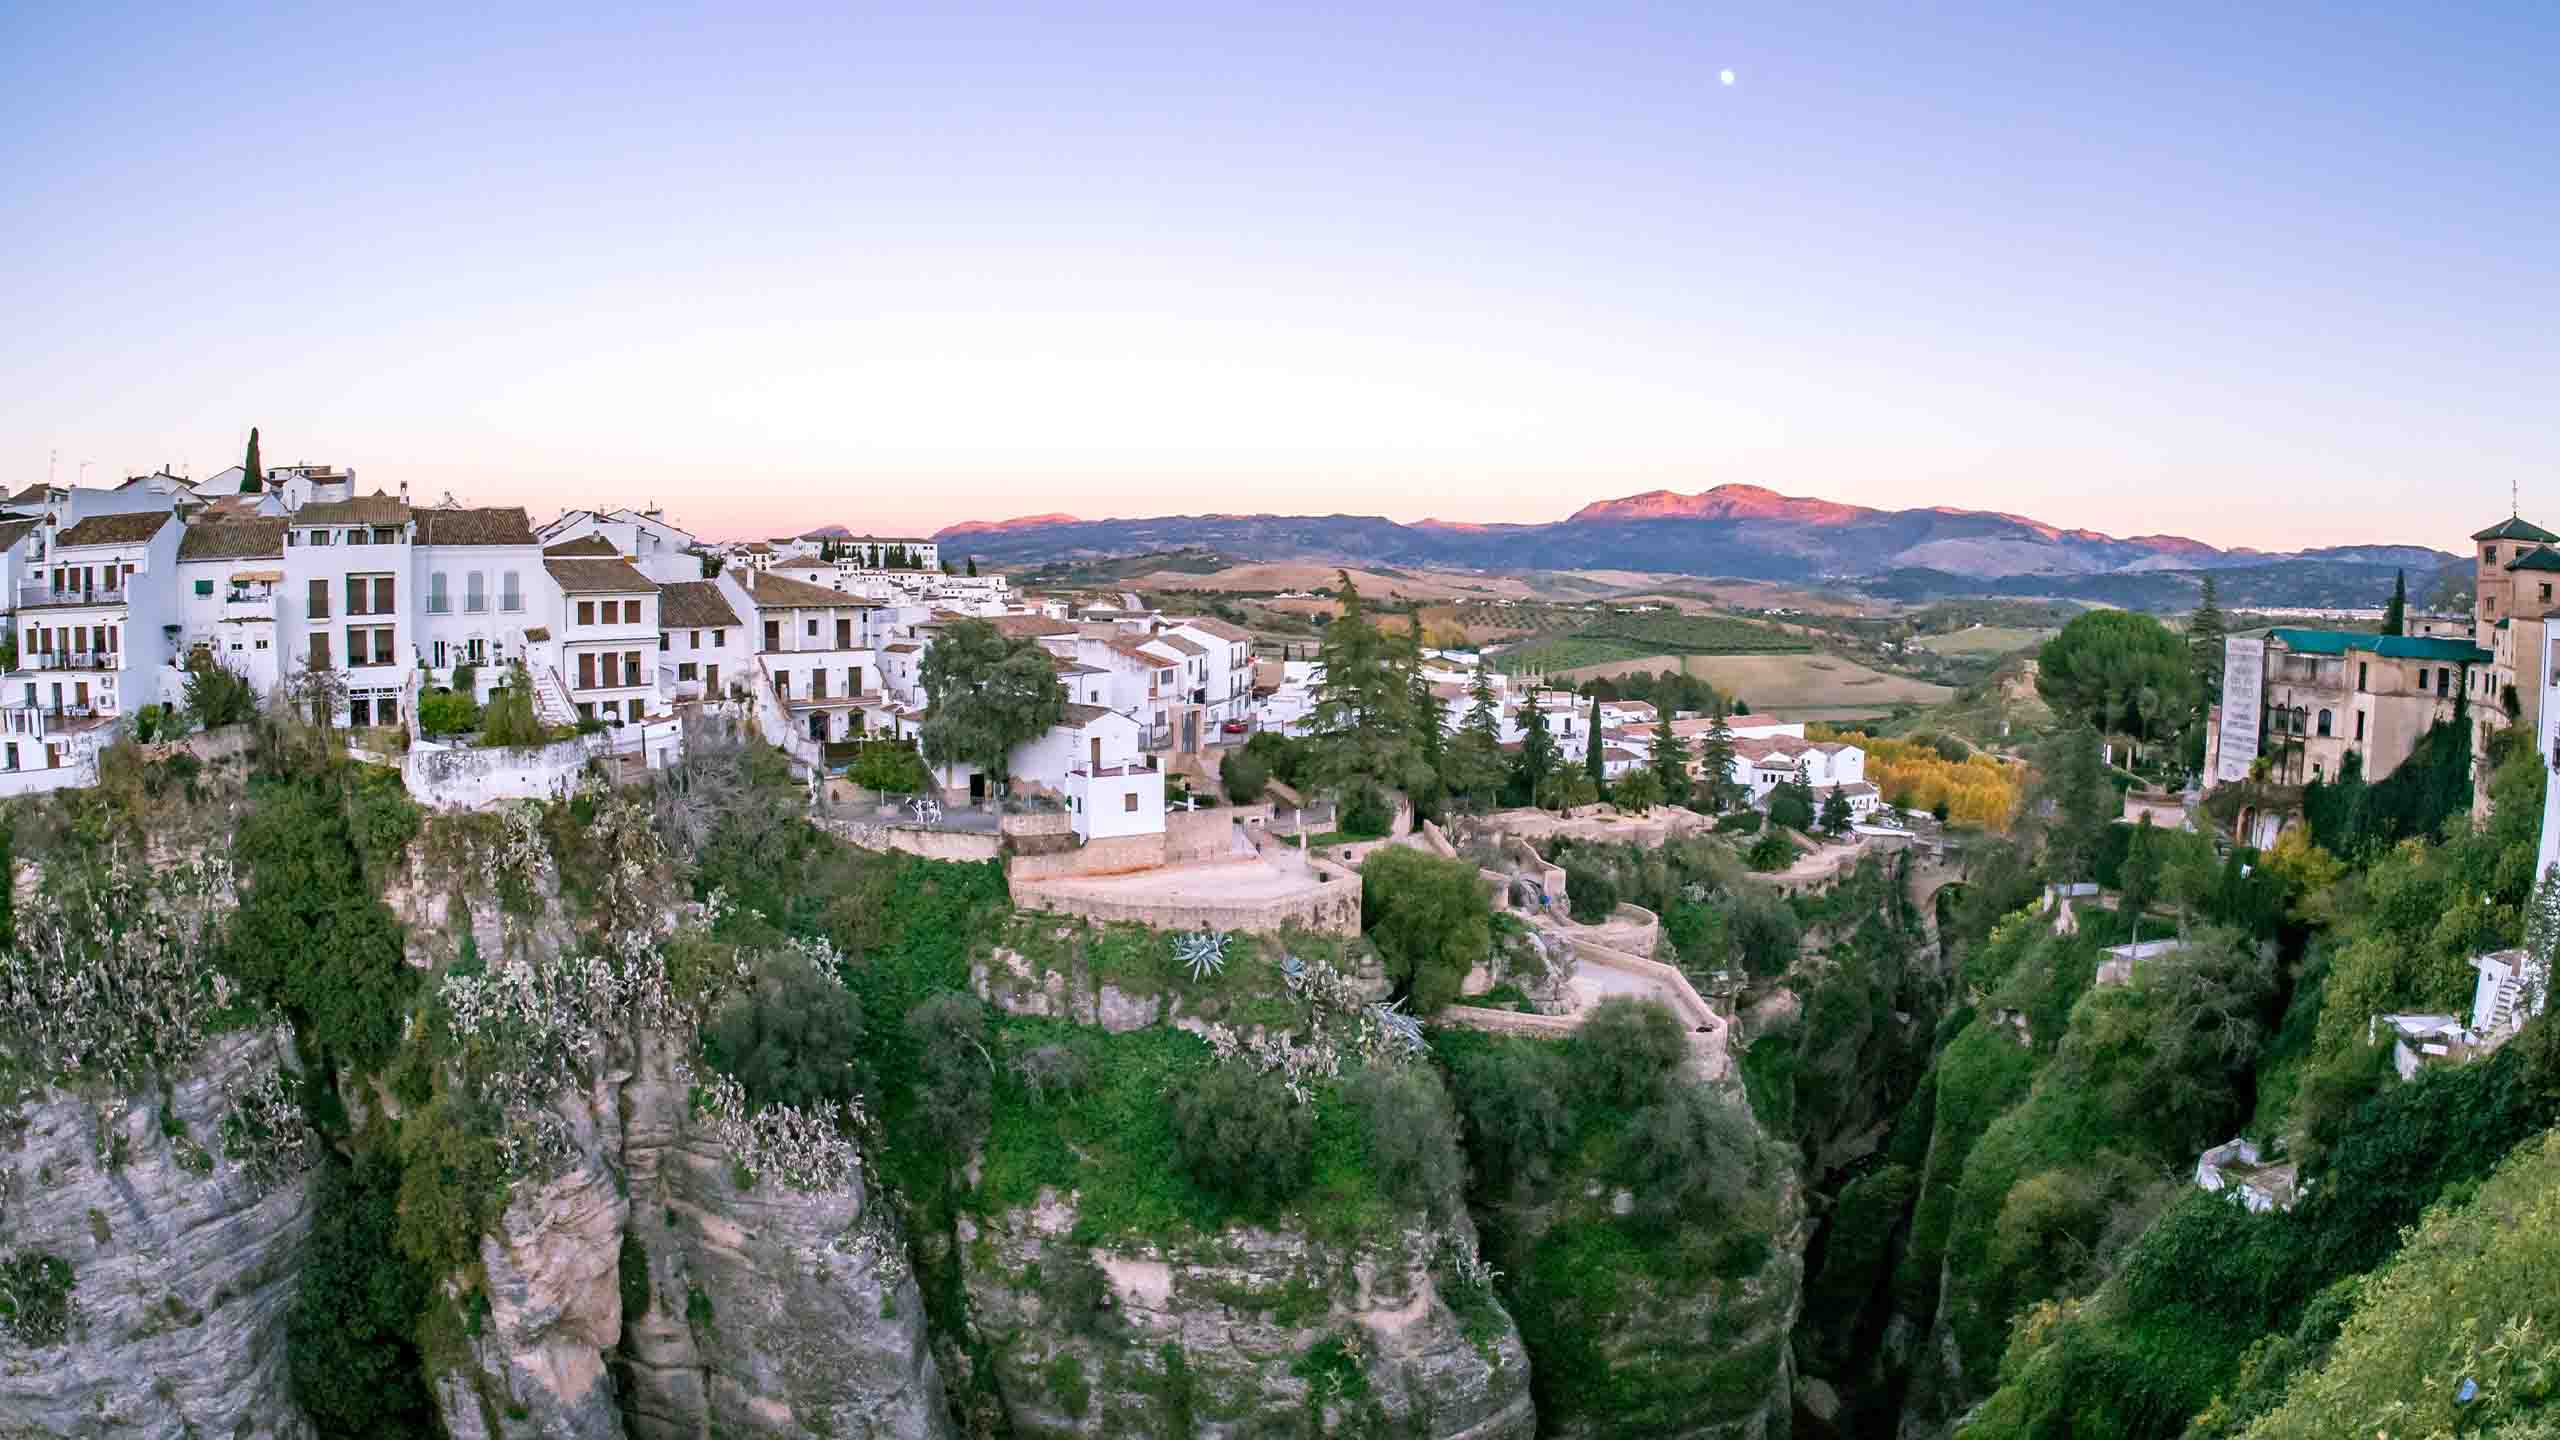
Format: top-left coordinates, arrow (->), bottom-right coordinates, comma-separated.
2,509 -> 183,775
418,507 -> 543,704
535,507 -> 706,585
172,517 -> 288,696
546,556 -> 662,726
656,580 -> 745,704
281,493 -> 415,728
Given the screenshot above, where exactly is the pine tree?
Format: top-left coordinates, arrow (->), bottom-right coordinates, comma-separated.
1464,663 -> 1501,745
2382,570 -> 2407,637
1513,705 -> 1558,810
1649,712 -> 1691,807
1818,784 -> 1853,837
1695,707 -> 1739,813
2189,575 -> 2226,696
1407,612 -> 1444,777
1307,572 -> 1416,815
241,427 -> 264,493
966,556 -> 978,577
1769,761 -> 1818,833
1584,696 -> 1604,787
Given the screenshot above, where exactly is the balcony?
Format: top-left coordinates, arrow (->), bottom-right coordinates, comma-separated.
2,704 -> 104,737
16,651 -> 122,673
16,582 -> 128,610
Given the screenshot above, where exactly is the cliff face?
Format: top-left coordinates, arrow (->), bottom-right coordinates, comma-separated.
954,1194 -> 1533,1440
0,1026 -> 318,1440
425,1033 -> 952,1440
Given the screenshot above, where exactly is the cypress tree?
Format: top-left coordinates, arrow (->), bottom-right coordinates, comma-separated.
1649,711 -> 1691,807
1407,611 -> 1443,777
1584,696 -> 1604,786
2382,570 -> 2407,637
241,426 -> 264,493
1464,663 -> 1502,745
1696,707 -> 1739,813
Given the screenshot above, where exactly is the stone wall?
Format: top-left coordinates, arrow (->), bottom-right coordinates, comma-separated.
1006,832 -> 1168,881
1162,807 -> 1233,864
828,821 -> 1006,864
405,736 -> 601,808
998,810 -> 1074,840
1012,871 -> 1362,937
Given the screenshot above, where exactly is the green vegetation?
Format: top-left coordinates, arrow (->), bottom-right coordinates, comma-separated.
1360,846 -> 1492,1013
917,617 -> 1068,785
221,772 -> 414,1071
290,1156 -> 437,1437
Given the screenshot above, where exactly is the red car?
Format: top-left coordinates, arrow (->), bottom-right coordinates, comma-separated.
1221,719 -> 1249,735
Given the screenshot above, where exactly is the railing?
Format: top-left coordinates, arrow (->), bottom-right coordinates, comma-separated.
2,704 -> 102,736
18,652 -> 121,672
16,582 -> 128,608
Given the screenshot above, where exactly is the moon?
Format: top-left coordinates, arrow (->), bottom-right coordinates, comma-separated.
1720,68 -> 1736,86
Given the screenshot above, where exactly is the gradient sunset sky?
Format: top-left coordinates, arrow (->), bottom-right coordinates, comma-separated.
3,2 -> 2553,547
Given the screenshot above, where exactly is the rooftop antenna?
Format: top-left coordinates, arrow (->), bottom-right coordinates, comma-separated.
2515,475 -> 2522,519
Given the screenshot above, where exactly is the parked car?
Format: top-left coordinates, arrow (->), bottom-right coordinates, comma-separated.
1221,719 -> 1249,735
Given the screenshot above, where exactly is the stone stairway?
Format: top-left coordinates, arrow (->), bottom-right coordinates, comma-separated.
2488,973 -> 2526,1034
529,663 -> 579,728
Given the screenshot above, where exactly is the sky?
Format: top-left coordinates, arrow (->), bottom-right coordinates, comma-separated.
2,2 -> 2554,548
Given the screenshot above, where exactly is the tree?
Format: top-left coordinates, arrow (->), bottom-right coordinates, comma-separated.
182,652 -> 259,729
1569,997 -> 1687,1108
1445,1040 -> 1572,1196
918,617 -> 1067,786
1512,708 -> 1559,810
1695,709 -> 1738,813
1769,762 -> 1817,833
1614,768 -> 1663,813
2036,610 -> 2197,749
1405,612 -> 1445,815
1649,713 -> 1692,808
1818,784 -> 1854,838
1305,573 -> 1417,811
1221,750 -> 1269,804
1361,846 -> 1492,1013
707,951 -> 866,1111
2031,721 -> 2116,883
242,426 -> 264,493
906,992 -> 994,1151
965,555 -> 979,577
2121,812 -> 2161,939
479,665 -> 545,746
1464,663 -> 1501,745
1583,696 -> 1604,790
1349,1065 -> 1465,1213
2382,569 -> 2407,637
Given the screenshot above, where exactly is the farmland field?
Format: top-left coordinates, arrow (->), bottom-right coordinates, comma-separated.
1914,625 -> 2053,656
1487,610 -> 1809,673
1556,651 -> 1955,714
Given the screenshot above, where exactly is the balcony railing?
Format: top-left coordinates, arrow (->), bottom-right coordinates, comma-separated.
2,704 -> 102,736
17,651 -> 121,672
16,582 -> 128,609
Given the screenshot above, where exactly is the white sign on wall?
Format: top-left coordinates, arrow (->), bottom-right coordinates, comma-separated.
2215,637 -> 2265,784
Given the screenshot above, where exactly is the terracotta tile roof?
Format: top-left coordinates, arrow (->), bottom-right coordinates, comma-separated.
8,483 -> 49,505
56,511 -> 174,547
545,557 -> 655,593
884,642 -> 922,654
656,580 -> 741,629
293,492 -> 411,526
416,506 -> 536,546
1603,746 -> 1642,763
1060,702 -> 1114,726
543,534 -> 619,557
1151,632 -> 1209,656
1178,617 -> 1254,643
995,615 -> 1078,638
740,568 -> 859,609
177,518 -> 287,561
0,518 -> 39,553
1107,637 -> 1177,668
1733,736 -> 1803,762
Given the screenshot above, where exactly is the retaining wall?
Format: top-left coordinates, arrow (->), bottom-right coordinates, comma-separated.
1006,832 -> 1169,881
402,736 -> 600,809
1012,871 -> 1362,937
829,821 -> 1006,864
1164,808 -> 1234,864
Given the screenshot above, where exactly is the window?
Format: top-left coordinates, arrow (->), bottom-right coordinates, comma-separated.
836,618 -> 853,648
713,629 -> 725,647
2357,662 -> 2369,692
374,576 -> 394,614
309,633 -> 333,669
345,626 -> 395,666
805,619 -> 818,638
373,527 -> 399,545
433,641 -> 449,669
578,652 -> 596,688
2488,546 -> 2500,562
465,572 -> 487,613
347,576 -> 368,615
500,571 -> 522,612
601,653 -> 620,686
677,663 -> 698,681
2316,708 -> 2332,737
689,630 -> 702,649
308,578 -> 330,620
194,579 -> 213,596
624,650 -> 640,684
2355,711 -> 2367,741
659,633 -> 669,651
347,528 -> 369,545
2543,584 -> 2552,603
764,621 -> 780,650
1123,792 -> 1139,813
429,572 -> 450,613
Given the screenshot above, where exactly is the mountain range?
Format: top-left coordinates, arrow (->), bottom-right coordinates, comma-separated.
932,484 -> 2459,605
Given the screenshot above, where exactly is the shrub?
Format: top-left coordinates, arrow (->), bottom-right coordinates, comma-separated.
418,690 -> 480,737
704,953 -> 865,1113
1360,846 -> 1492,1014
393,1095 -> 511,1274
1443,1036 -> 1573,1197
1350,1064 -> 1465,1213
1221,751 -> 1270,804
619,1233 -> 651,1319
847,739 -> 929,794
906,991 -> 993,1150
1563,861 -> 1619,924
1728,890 -> 1801,978
222,776 -> 414,1070
479,667 -> 545,747
0,1250 -> 75,1346
1714,810 -> 1763,836
1011,1042 -> 1091,1104
1570,997 -> 1688,1108
1623,1083 -> 1760,1226
182,653 -> 259,729
1338,784 -> 1393,839
1745,833 -> 1799,872
449,662 -> 479,696
1170,1065 -> 1312,1212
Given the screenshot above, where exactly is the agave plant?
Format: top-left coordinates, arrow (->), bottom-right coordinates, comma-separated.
1176,929 -> 1230,982
1370,997 -> 1427,1055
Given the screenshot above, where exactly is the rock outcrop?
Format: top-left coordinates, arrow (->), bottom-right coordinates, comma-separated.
0,1027 -> 318,1440
955,1191 -> 1534,1440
